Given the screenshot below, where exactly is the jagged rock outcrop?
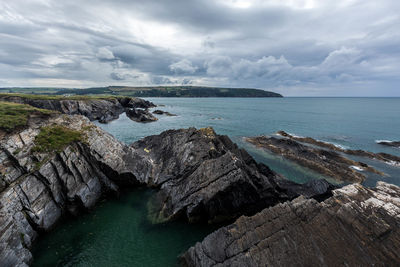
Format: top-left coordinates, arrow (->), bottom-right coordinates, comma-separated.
0,94 -> 155,123
246,136 -> 384,183
126,108 -> 158,123
182,181 -> 400,267
0,114 -> 146,266
132,128 -> 334,223
277,130 -> 400,166
0,122 -> 334,266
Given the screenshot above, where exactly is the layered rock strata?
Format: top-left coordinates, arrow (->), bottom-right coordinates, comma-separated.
246,136 -> 384,183
132,128 -> 334,223
182,181 -> 400,267
277,130 -> 400,166
0,114 -> 145,266
126,108 -> 158,122
0,119 -> 333,266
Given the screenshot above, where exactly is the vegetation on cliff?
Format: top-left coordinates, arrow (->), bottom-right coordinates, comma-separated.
0,101 -> 54,132
32,125 -> 84,153
0,93 -> 123,101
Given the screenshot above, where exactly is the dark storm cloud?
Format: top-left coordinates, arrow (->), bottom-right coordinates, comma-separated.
0,0 -> 399,95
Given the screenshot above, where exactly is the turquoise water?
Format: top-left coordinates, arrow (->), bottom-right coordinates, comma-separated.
32,97 -> 400,266
32,189 -> 218,267
98,97 -> 400,185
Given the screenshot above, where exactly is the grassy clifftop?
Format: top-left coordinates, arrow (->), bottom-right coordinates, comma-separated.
0,93 -> 122,101
0,102 -> 55,132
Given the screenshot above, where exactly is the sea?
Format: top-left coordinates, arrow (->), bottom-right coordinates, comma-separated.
32,97 -> 400,266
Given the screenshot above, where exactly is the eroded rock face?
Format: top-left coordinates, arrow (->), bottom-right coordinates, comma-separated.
246,136 -> 384,183
126,108 -> 158,123
0,115 -> 143,266
132,128 -> 334,223
0,95 -> 155,123
0,123 -> 334,266
182,181 -> 400,267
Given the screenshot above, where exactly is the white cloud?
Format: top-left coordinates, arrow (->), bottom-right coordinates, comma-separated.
96,47 -> 115,60
169,59 -> 197,74
0,0 -> 399,95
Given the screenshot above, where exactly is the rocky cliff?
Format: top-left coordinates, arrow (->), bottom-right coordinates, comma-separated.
132,128 -> 334,223
0,94 -> 156,123
0,114 -> 147,266
0,119 -> 335,266
182,181 -> 400,267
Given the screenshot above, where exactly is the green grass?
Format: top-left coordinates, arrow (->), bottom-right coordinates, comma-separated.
0,93 -> 123,101
32,125 -> 84,153
0,102 -> 55,132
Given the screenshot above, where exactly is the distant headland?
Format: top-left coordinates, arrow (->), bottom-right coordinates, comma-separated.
0,86 -> 283,98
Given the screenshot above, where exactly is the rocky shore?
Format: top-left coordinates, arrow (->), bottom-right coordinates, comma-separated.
181,181 -> 400,266
277,131 -> 400,166
0,94 -> 156,123
1,108 -> 399,266
0,113 -> 332,266
245,135 -> 383,183
0,114 -> 144,266
131,127 -> 334,223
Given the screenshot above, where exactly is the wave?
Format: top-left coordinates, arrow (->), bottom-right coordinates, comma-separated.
350,165 -> 364,171
386,160 -> 400,167
375,140 -> 395,144
275,131 -> 304,138
326,142 -> 349,150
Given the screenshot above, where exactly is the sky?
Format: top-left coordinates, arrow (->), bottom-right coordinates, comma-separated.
0,0 -> 399,96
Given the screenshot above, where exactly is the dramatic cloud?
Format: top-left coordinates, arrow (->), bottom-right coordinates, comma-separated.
0,0 -> 399,95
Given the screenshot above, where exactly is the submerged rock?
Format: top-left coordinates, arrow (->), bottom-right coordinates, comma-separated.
246,136 -> 384,183
152,110 -> 177,116
182,181 -> 400,266
132,127 -> 334,223
377,140 -> 400,148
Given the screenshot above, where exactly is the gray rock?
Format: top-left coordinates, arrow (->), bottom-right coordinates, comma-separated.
126,108 -> 158,123
132,127 -> 334,223
152,110 -> 177,116
246,136 -> 384,183
181,181 -> 400,267
377,140 -> 400,148
0,114 -> 142,266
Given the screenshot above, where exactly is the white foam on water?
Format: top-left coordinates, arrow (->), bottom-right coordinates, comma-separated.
386,160 -> 400,167
350,165 -> 364,171
375,140 -> 394,144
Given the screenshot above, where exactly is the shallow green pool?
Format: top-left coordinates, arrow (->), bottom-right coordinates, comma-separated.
32,188 -> 216,267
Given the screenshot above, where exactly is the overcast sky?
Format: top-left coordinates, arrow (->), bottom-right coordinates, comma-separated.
1,0 -> 399,96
